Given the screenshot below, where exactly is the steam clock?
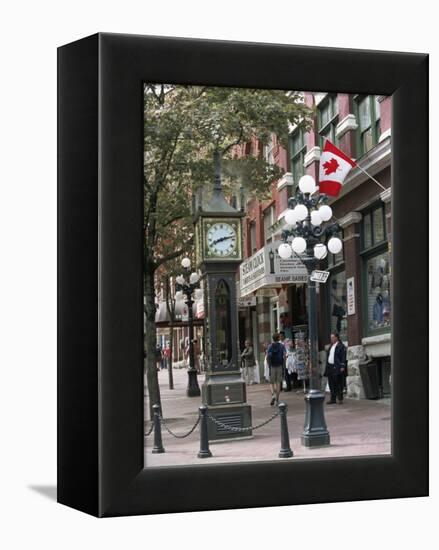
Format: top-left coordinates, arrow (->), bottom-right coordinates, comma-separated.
194,172 -> 252,441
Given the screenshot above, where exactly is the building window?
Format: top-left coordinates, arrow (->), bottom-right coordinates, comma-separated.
354,95 -> 381,157
317,94 -> 338,147
249,221 -> 257,254
263,204 -> 275,244
361,204 -> 386,250
361,203 -> 390,335
328,270 -> 347,343
364,252 -> 391,334
289,129 -> 306,185
263,134 -> 275,165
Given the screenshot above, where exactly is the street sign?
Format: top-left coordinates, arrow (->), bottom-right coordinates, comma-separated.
347,276 -> 355,315
310,270 -> 330,283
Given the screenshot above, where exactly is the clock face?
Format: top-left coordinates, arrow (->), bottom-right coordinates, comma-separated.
206,222 -> 237,257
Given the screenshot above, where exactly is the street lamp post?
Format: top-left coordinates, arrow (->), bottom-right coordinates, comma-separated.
278,175 -> 343,447
176,257 -> 201,397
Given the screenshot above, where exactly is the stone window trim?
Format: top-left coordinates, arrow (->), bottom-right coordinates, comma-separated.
335,114 -> 359,139
276,172 -> 294,191
379,128 -> 391,143
338,211 -> 363,229
303,146 -> 321,167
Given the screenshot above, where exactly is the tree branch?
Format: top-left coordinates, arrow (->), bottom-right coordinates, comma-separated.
221,122 -> 245,156
154,236 -> 194,269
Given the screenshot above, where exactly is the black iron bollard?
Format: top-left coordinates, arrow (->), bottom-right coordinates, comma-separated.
278,402 -> 293,458
197,405 -> 212,458
151,403 -> 165,454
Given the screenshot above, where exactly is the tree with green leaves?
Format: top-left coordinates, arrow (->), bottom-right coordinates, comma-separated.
144,84 -> 313,415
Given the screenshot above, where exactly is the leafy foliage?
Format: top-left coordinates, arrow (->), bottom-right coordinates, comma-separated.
143,84 -> 314,413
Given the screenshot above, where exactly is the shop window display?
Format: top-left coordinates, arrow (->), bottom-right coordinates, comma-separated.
366,252 -> 391,332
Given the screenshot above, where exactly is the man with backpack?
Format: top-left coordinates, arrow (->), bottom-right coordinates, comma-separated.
266,333 -> 286,406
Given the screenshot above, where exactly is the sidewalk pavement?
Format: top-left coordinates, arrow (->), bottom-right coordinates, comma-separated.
144,367 -> 391,468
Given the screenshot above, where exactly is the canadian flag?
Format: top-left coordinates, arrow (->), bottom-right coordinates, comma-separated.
318,140 -> 356,197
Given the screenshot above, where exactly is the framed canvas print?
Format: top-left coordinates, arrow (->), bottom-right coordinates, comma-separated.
57,33 -> 428,517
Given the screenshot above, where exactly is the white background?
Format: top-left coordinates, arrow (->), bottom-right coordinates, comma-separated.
0,1 -> 436,547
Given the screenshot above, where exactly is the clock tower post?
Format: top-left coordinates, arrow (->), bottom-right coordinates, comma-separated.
194,152 -> 252,441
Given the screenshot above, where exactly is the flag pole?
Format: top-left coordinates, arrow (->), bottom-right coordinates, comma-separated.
354,164 -> 387,192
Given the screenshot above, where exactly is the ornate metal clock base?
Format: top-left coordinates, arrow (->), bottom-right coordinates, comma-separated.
206,404 -> 253,441
202,375 -> 252,441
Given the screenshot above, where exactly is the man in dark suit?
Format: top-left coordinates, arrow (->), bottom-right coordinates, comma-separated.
324,332 -> 347,404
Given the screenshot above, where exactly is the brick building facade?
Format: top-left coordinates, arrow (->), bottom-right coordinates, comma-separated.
238,92 -> 392,399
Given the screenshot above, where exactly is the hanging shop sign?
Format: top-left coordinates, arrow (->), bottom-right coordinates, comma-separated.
347,276 -> 356,315
239,244 -> 308,297
310,270 -> 330,283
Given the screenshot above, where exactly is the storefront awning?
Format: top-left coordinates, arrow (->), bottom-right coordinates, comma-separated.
239,244 -> 308,297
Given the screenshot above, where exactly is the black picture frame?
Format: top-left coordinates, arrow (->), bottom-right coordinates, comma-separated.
57,33 -> 428,517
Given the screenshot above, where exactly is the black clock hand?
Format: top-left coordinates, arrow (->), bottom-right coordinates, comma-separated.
213,234 -> 234,245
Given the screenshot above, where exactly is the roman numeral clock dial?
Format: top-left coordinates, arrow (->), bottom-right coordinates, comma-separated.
206,222 -> 238,257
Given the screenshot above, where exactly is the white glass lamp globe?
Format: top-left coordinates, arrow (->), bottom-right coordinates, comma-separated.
298,175 -> 317,194
318,204 -> 333,222
189,272 -> 200,284
175,290 -> 184,301
294,203 -> 308,221
314,243 -> 328,260
181,257 -> 191,269
328,237 -> 343,254
176,275 -> 185,285
284,208 -> 298,226
292,237 -> 307,255
311,210 -> 323,226
278,242 -> 292,259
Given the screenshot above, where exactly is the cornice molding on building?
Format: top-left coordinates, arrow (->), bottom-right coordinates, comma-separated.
329,137 -> 391,203
277,172 -> 294,191
380,187 -> 392,204
379,128 -> 391,142
304,146 -> 321,167
338,211 -> 363,229
362,333 -> 391,346
314,92 -> 328,106
335,114 -> 358,139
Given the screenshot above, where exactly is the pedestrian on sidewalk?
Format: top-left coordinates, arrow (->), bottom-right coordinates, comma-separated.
266,333 -> 285,406
163,343 -> 170,369
324,332 -> 347,404
279,331 -> 292,391
241,339 -> 255,385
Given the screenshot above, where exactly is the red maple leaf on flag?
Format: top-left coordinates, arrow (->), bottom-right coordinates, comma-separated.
323,157 -> 339,175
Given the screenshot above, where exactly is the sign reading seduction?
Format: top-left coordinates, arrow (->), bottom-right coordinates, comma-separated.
239,244 -> 308,297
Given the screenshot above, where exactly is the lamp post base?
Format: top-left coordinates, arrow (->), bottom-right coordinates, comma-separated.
301,389 -> 330,447
187,369 -> 201,397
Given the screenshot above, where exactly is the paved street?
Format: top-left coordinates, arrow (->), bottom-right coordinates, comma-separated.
144,367 -> 391,468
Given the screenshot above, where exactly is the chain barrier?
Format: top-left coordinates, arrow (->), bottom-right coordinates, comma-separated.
207,409 -> 279,433
159,413 -> 201,439
144,422 -> 154,437
145,408 -> 280,437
